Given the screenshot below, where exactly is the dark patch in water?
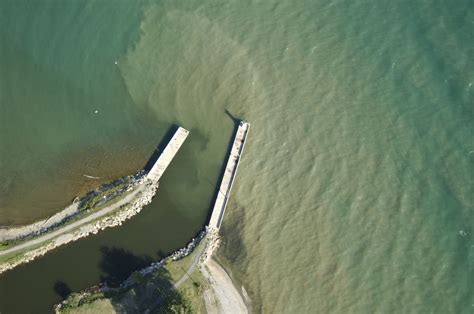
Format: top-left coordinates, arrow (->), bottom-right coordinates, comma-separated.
53,281 -> 72,300
99,246 -> 152,287
142,125 -> 180,173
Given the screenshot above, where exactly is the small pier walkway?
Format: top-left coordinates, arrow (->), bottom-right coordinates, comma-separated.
147,127 -> 189,182
208,121 -> 250,230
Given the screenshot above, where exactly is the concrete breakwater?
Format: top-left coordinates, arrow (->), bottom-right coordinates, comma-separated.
0,127 -> 189,244
0,126 -> 189,274
170,229 -> 207,261
0,175 -> 139,243
53,121 -> 250,312
147,127 -> 189,181
208,121 -> 250,230
0,203 -> 80,242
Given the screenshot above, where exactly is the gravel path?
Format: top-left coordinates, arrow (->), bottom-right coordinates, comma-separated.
0,203 -> 79,242
0,185 -> 144,257
144,239 -> 208,314
173,239 -> 207,289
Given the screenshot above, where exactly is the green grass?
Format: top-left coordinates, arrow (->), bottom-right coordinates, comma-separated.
0,187 -> 147,268
0,175 -> 138,249
57,241 -> 208,313
0,242 -> 9,251
0,237 -> 30,251
58,291 -> 115,314
166,254 -> 195,281
59,291 -> 107,309
0,233 -> 59,265
60,299 -> 115,314
78,176 -> 136,211
0,182 -> 142,265
171,268 -> 206,314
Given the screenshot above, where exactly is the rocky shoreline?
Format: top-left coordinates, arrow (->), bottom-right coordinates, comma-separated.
171,229 -> 207,261
0,179 -> 158,275
0,175 -> 140,243
0,203 -> 80,242
53,224 -> 248,314
54,227 -> 210,312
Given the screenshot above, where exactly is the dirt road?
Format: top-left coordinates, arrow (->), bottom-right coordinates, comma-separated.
0,185 -> 145,257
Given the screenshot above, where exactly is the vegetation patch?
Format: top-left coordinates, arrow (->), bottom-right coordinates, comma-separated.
0,186 -> 149,270
57,267 -> 195,313
78,175 -> 139,212
59,291 -> 107,310
56,241 -> 208,313
0,175 -> 142,253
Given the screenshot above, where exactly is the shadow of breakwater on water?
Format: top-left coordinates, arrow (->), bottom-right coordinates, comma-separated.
99,247 -> 189,313
99,246 -> 153,287
143,125 -> 180,173
54,246 -> 189,313
54,281 -> 73,300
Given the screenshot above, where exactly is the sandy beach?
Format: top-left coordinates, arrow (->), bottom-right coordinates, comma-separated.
201,258 -> 249,314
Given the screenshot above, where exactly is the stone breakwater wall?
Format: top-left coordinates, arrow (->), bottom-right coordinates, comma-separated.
55,228 -> 225,311
0,203 -> 80,242
208,121 -> 250,230
125,229 -> 208,285
55,229 -> 224,312
170,230 -> 207,261
121,229 -> 208,287
0,175 -> 141,242
200,227 -> 221,264
55,228 -> 209,311
0,180 -> 159,275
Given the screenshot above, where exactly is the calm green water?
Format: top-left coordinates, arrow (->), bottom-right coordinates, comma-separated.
0,0 -> 473,313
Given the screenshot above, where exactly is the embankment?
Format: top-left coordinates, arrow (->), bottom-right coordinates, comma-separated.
0,175 -> 138,243
52,122 -> 249,313
0,203 -> 79,242
0,180 -> 158,274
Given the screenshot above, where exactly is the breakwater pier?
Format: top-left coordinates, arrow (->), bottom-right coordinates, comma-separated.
147,127 -> 189,182
208,121 -> 250,230
53,122 -> 250,313
0,126 -> 189,273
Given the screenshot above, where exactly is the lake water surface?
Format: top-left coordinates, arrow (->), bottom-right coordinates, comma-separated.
0,0 -> 472,312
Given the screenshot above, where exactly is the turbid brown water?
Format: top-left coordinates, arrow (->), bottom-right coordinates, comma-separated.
0,0 -> 473,313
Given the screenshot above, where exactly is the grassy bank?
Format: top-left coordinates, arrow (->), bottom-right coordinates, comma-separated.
0,175 -> 139,252
56,241 -> 207,313
0,184 -> 149,270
